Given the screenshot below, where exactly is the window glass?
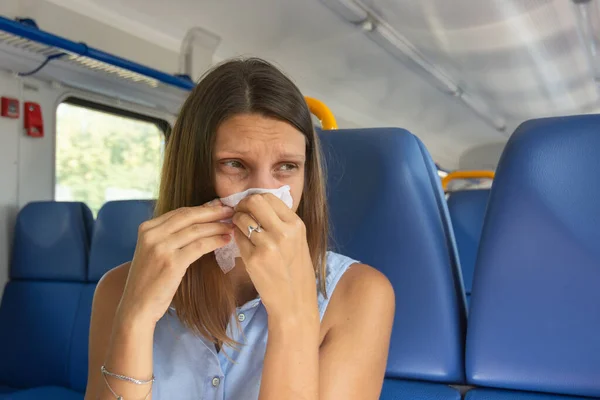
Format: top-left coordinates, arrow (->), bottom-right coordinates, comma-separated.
55,101 -> 165,216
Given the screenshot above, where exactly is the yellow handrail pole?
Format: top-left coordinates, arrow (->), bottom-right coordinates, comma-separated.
442,170 -> 495,191
305,97 -> 338,130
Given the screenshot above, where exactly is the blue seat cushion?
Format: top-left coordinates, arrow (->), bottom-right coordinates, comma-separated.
0,386 -> 84,400
68,285 -> 95,392
465,116 -> 600,397
465,388 -> 593,400
319,128 -> 466,382
88,200 -> 154,282
447,189 -> 489,298
0,282 -> 83,389
11,202 -> 92,281
380,379 -> 461,400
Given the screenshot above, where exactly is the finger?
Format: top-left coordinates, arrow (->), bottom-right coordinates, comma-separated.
235,194 -> 282,231
177,234 -> 232,266
204,199 -> 223,207
138,207 -> 180,231
234,226 -> 255,259
232,211 -> 263,238
154,205 -> 234,235
139,198 -> 222,230
159,199 -> 225,227
164,222 -> 234,249
260,193 -> 295,222
233,211 -> 275,247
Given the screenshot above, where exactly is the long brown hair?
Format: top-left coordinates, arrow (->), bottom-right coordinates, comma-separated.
154,57 -> 328,348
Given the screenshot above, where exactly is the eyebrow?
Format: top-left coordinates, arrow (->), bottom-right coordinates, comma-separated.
215,150 -> 306,161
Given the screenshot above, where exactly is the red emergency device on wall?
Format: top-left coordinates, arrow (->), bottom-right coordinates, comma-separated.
1,97 -> 19,118
24,102 -> 43,137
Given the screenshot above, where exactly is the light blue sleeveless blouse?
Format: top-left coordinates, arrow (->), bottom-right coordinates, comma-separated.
152,251 -> 358,400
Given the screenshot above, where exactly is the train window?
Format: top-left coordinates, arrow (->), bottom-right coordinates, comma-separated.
55,98 -> 168,216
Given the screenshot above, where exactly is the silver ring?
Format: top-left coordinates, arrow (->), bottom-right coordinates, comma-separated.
247,223 -> 262,239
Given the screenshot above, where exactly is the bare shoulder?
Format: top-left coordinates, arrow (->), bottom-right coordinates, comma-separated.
94,262 -> 131,300
323,263 -> 395,333
335,263 -> 395,310
91,262 -> 131,332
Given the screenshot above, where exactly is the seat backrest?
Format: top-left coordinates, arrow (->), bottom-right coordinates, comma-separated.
88,200 -> 155,282
466,115 -> 600,398
319,128 -> 466,384
447,189 -> 490,303
11,201 -> 93,281
0,201 -> 93,391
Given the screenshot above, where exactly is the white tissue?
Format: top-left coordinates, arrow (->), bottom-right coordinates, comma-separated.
215,185 -> 294,273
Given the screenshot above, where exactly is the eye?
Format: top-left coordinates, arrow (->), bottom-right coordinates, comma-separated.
222,160 -> 244,169
278,163 -> 299,172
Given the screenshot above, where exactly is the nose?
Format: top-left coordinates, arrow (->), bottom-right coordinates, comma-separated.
247,167 -> 280,190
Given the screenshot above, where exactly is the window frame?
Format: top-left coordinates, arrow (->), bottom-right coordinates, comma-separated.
60,97 -> 171,137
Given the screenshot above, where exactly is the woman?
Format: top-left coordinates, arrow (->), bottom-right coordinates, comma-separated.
85,57 -> 395,400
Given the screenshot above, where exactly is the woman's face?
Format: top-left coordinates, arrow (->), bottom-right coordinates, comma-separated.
213,113 -> 306,212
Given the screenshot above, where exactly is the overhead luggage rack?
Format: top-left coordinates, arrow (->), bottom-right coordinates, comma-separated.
0,15 -> 194,113
0,17 -> 341,120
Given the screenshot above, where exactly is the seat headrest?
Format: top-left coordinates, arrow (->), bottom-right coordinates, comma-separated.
88,200 -> 154,282
11,201 -> 93,281
319,128 -> 466,383
447,189 -> 490,297
466,115 -> 600,397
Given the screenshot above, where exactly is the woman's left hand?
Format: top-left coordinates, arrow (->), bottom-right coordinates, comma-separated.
232,193 -> 319,324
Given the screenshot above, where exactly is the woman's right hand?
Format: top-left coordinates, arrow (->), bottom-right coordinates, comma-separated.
115,200 -> 234,327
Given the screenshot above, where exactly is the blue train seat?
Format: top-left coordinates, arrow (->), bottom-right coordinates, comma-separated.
446,189 -> 490,305
319,128 -> 466,400
0,386 -> 87,400
88,200 -> 155,282
0,202 -> 93,399
465,115 -> 600,399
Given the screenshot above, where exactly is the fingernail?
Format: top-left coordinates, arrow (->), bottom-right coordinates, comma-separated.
207,199 -> 221,206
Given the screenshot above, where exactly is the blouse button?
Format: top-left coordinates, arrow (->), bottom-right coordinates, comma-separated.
212,377 -> 221,387
238,313 -> 246,322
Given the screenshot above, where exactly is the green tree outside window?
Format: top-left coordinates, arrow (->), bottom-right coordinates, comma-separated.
55,102 -> 164,216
